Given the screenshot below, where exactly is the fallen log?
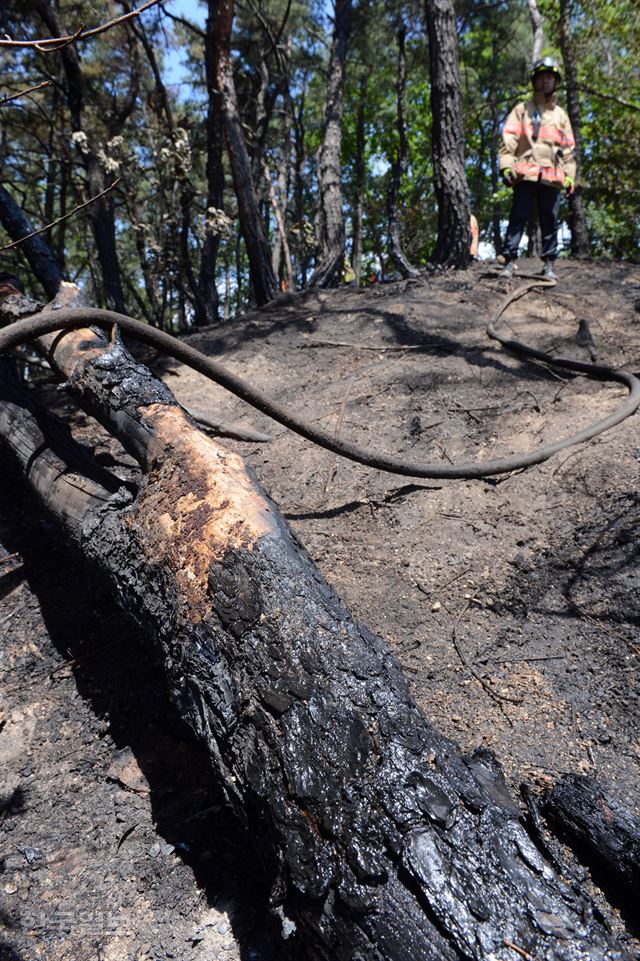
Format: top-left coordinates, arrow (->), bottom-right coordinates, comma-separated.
544,775 -> 640,902
0,288 -> 629,960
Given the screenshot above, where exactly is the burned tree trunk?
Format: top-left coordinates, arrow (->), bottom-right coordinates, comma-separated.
424,0 -> 471,268
0,290 -> 629,960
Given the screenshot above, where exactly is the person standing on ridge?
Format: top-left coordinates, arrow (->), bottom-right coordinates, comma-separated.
499,58 -> 576,281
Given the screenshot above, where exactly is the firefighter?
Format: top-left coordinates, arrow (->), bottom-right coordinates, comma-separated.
499,57 -> 576,281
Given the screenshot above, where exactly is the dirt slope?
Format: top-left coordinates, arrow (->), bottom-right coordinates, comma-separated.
1,258 -> 639,960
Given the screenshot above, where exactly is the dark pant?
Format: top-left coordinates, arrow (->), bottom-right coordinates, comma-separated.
503,181 -> 562,261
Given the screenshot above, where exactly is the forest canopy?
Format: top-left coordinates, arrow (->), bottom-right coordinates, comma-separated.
0,0 -> 638,330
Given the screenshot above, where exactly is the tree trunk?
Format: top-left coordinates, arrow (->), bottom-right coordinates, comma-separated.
352,77 -> 366,287
526,0 -> 544,258
309,0 -> 351,288
212,0 -> 278,307
424,0 -> 471,268
558,0 -> 591,257
527,0 -> 544,66
31,0 -> 127,314
0,202 -> 630,960
0,185 -> 65,298
198,2 -> 225,326
292,86 -> 310,286
387,23 -> 419,279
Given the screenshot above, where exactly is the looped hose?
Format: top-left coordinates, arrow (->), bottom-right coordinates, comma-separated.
0,285 -> 638,480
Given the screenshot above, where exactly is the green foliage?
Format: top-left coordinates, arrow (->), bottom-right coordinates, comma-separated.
1,0 -> 639,323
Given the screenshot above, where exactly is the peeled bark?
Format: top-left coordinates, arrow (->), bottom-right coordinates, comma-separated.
424,0 -> 471,268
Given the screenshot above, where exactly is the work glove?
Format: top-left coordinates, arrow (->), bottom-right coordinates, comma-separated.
502,168 -> 517,186
564,175 -> 575,195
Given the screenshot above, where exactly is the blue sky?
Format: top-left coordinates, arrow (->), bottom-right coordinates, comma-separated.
161,0 -> 206,87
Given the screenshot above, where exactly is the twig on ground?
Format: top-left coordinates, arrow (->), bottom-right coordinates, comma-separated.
416,568 -> 471,598
452,602 -> 523,706
549,439 -> 597,479
186,407 -> 271,443
297,339 -> 441,352
323,374 -> 357,498
449,399 -> 482,424
0,180 -> 121,253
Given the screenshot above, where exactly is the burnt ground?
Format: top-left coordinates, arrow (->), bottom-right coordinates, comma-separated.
1,258 -> 639,960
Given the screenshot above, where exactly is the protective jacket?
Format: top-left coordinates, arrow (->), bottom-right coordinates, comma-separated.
499,91 -> 576,188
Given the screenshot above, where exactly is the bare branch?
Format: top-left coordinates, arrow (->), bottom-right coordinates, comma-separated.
158,2 -> 205,39
0,79 -> 53,105
0,179 -> 121,253
578,83 -> 640,113
0,0 -> 161,51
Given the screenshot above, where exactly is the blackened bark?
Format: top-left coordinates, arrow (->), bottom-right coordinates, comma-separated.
424,0 -> 471,267
559,0 -> 591,257
309,0 -> 351,288
212,0 -> 278,307
0,184 -> 65,298
544,775 -> 640,899
32,0 -> 127,314
0,366 -> 126,539
387,24 -> 419,279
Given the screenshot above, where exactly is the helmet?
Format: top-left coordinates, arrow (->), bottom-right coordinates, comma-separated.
531,57 -> 562,84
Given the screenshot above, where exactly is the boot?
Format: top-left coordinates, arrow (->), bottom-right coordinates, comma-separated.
541,259 -> 558,281
499,260 -> 515,279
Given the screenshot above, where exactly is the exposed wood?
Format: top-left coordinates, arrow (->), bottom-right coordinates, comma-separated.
0,283 -> 629,959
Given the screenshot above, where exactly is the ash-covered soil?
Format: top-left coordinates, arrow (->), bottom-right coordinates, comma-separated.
1,259 -> 639,960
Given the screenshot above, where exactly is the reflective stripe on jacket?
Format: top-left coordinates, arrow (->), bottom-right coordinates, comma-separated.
499,93 -> 576,188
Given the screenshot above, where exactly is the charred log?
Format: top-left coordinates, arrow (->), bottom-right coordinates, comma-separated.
0,283 -> 630,960
544,775 -> 640,903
